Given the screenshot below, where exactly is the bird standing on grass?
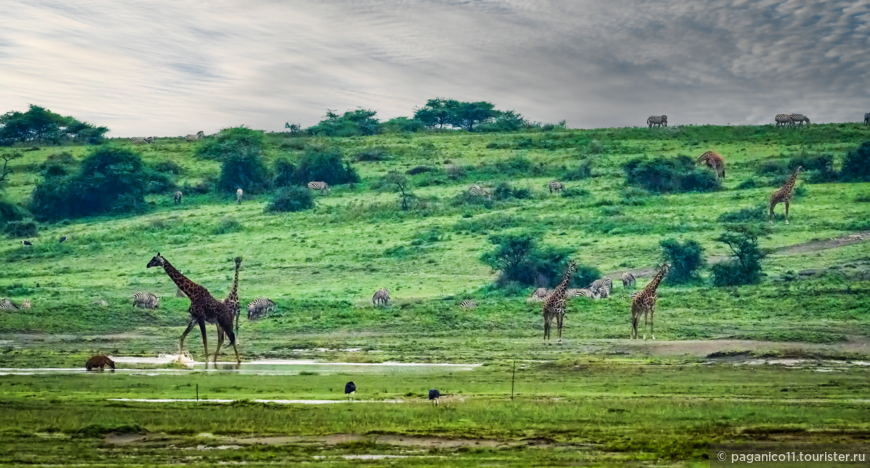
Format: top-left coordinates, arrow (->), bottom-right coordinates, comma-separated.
345,381 -> 356,400
21,241 -> 32,246
428,389 -> 440,405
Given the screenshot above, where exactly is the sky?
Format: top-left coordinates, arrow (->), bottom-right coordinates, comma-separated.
1,0 -> 868,136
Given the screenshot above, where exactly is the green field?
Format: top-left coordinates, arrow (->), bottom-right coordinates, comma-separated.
2,123 -> 870,466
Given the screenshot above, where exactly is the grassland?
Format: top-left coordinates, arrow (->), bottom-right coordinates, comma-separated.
1,123 -> 870,466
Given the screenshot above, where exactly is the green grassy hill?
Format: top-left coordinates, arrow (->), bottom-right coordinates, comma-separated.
2,123 -> 870,346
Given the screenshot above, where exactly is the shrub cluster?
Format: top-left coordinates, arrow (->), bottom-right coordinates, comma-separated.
0,105 -> 107,145
292,147 -> 361,186
711,225 -> 768,287
4,219 -> 38,238
266,187 -> 315,213
841,141 -> 870,181
196,127 -> 265,160
660,238 -> 706,284
623,156 -> 720,193
480,232 -> 599,288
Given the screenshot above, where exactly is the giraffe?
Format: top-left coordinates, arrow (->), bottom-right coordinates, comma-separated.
769,166 -> 803,225
146,253 -> 240,364
216,257 -> 243,357
542,261 -> 576,345
696,151 -> 726,179
630,263 -> 669,340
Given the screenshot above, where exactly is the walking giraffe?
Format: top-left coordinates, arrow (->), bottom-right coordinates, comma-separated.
769,166 -> 803,224
542,261 -> 576,345
222,257 -> 243,340
146,253 -> 240,364
236,188 -> 243,205
630,263 -> 670,340
696,151 -> 726,179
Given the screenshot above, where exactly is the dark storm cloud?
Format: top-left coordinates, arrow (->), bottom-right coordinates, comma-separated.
0,0 -> 867,136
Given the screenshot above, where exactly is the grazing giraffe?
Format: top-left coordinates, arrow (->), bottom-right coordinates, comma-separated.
221,257 -> 243,341
236,188 -> 243,205
630,263 -> 669,340
146,253 -> 239,364
542,261 -> 576,345
173,191 -> 183,204
769,166 -> 803,224
647,115 -> 667,128
696,151 -> 726,179
548,181 -> 564,193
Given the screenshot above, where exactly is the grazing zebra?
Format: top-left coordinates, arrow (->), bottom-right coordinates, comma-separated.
131,137 -> 148,144
621,272 -> 636,289
20,300 -> 31,309
185,131 -> 205,142
307,181 -> 330,194
647,115 -> 667,128
173,191 -> 183,204
865,113 -> 870,126
93,300 -> 109,307
775,114 -> 794,127
566,288 -> 597,299
548,181 -> 564,193
372,288 -> 390,307
132,292 -> 159,309
527,287 -> 550,302
790,114 -> 810,126
468,185 -> 492,198
696,151 -> 726,179
0,298 -> 17,310
247,298 -> 276,320
144,136 -> 154,144
236,188 -> 243,205
589,278 -> 613,299
460,300 -> 477,309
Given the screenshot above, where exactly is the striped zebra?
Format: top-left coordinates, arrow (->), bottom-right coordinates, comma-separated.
20,300 -> 31,309
865,113 -> 870,126
621,272 -> 636,289
307,181 -> 330,194
132,292 -> 159,309
566,288 -> 597,299
247,298 -> 276,320
173,191 -> 183,204
527,287 -> 550,302
548,181 -> 564,193
0,298 -> 17,310
789,114 -> 810,126
460,300 -> 477,309
589,278 -> 613,299
93,300 -> 109,307
236,188 -> 244,205
468,185 -> 492,198
131,137 -> 148,144
372,288 -> 390,307
647,115 -> 667,128
144,136 -> 155,144
185,131 -> 205,142
775,114 -> 793,127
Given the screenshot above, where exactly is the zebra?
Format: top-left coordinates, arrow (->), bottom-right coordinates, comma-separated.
132,292 -> 159,309
372,288 -> 390,307
527,287 -> 550,302
247,298 -> 276,320
647,115 -> 667,128
185,131 -> 205,142
131,137 -> 148,144
468,185 -> 491,198
0,298 -> 17,310
20,300 -> 31,309
621,272 -> 636,289
460,300 -> 477,309
566,288 -> 598,299
93,300 -> 109,307
307,181 -> 330,194
865,113 -> 870,126
548,181 -> 564,193
589,278 -> 613,299
144,137 -> 154,144
790,114 -> 810,126
173,191 -> 183,204
236,188 -> 243,205
775,114 -> 794,127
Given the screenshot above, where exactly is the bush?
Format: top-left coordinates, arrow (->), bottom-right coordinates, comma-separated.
0,105 -> 107,145
217,150 -> 270,194
265,186 -> 315,213
272,158 -> 297,188
718,205 -> 767,223
492,182 -> 531,201
380,117 -> 425,133
197,126 -> 265,160
789,153 -> 837,183
660,238 -> 706,284
151,160 -> 184,175
144,169 -> 177,194
406,166 -> 435,175
736,178 -> 759,190
563,160 -> 593,180
0,198 -> 28,225
623,156 -> 720,193
293,147 -> 360,186
711,224 -> 769,287
840,141 -> 870,181
354,148 -> 391,162
213,217 -> 243,235
4,219 -> 38,238
561,187 -> 591,198
29,146 -> 150,221
480,232 -> 598,287
307,109 -> 380,137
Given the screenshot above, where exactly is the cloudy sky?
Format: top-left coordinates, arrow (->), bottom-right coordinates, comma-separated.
1,0 -> 868,136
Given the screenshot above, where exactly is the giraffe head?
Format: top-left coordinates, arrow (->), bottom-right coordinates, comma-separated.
659,262 -> 671,275
793,165 -> 803,174
146,252 -> 166,268
234,256 -> 242,267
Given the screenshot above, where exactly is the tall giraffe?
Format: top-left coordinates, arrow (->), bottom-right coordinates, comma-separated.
630,263 -> 669,340
696,151 -> 726,179
542,261 -> 576,345
769,166 -> 803,225
221,257 -> 243,345
146,253 -> 240,364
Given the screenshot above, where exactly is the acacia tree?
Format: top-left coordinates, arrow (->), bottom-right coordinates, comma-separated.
381,172 -> 414,210
450,101 -> 497,131
414,98 -> 458,129
0,152 -> 22,187
711,224 -> 770,286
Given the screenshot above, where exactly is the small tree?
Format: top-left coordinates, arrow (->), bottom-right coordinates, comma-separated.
711,224 -> 769,287
414,98 -> 459,129
381,172 -> 414,210
841,141 -> 870,181
197,126 -> 265,160
0,152 -> 22,187
292,147 -> 360,186
450,101 -> 497,131
480,232 -> 598,287
660,238 -> 706,284
307,109 -> 380,136
265,187 -> 314,213
272,157 -> 297,188
218,149 -> 271,194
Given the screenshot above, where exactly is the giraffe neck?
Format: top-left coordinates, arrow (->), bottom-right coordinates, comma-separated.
782,169 -> 800,193
644,266 -> 667,295
227,262 -> 240,302
161,259 -> 199,297
552,266 -> 575,298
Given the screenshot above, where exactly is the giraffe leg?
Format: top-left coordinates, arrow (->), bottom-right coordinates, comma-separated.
556,314 -> 563,345
178,319 -> 197,360
650,308 -> 656,340
643,310 -> 648,340
198,319 -> 209,367
785,200 -> 790,225
214,325 -> 225,363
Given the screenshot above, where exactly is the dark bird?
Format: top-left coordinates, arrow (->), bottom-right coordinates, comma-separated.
21,241 -> 32,246
345,381 -> 356,399
59,236 -> 67,243
428,389 -> 441,405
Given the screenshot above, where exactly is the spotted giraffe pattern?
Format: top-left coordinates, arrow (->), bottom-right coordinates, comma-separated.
542,261 -> 576,345
769,166 -> 803,224
630,263 -> 669,340
220,257 -> 243,349
697,151 -> 726,179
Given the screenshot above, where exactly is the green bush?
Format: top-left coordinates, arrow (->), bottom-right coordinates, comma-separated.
151,160 -> 184,175
736,178 -> 759,190
0,198 -> 28,225
308,109 -> 380,136
29,146 -> 150,221
213,217 -> 244,235
292,147 -> 360,186
265,186 -> 315,213
272,158 -> 297,188
718,205 -> 767,223
4,219 -> 38,238
711,224 -> 768,287
217,149 -> 270,194
660,238 -> 706,284
380,117 -> 425,133
197,126 -> 265,160
561,187 -> 591,198
840,141 -> 870,181
0,105 -> 107,145
492,182 -> 531,201
563,160 -> 593,180
623,156 -> 720,193
480,232 -> 598,288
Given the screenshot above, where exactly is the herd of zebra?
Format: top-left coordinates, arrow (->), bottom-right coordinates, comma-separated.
131,291 -> 277,322
647,113 -> 870,128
